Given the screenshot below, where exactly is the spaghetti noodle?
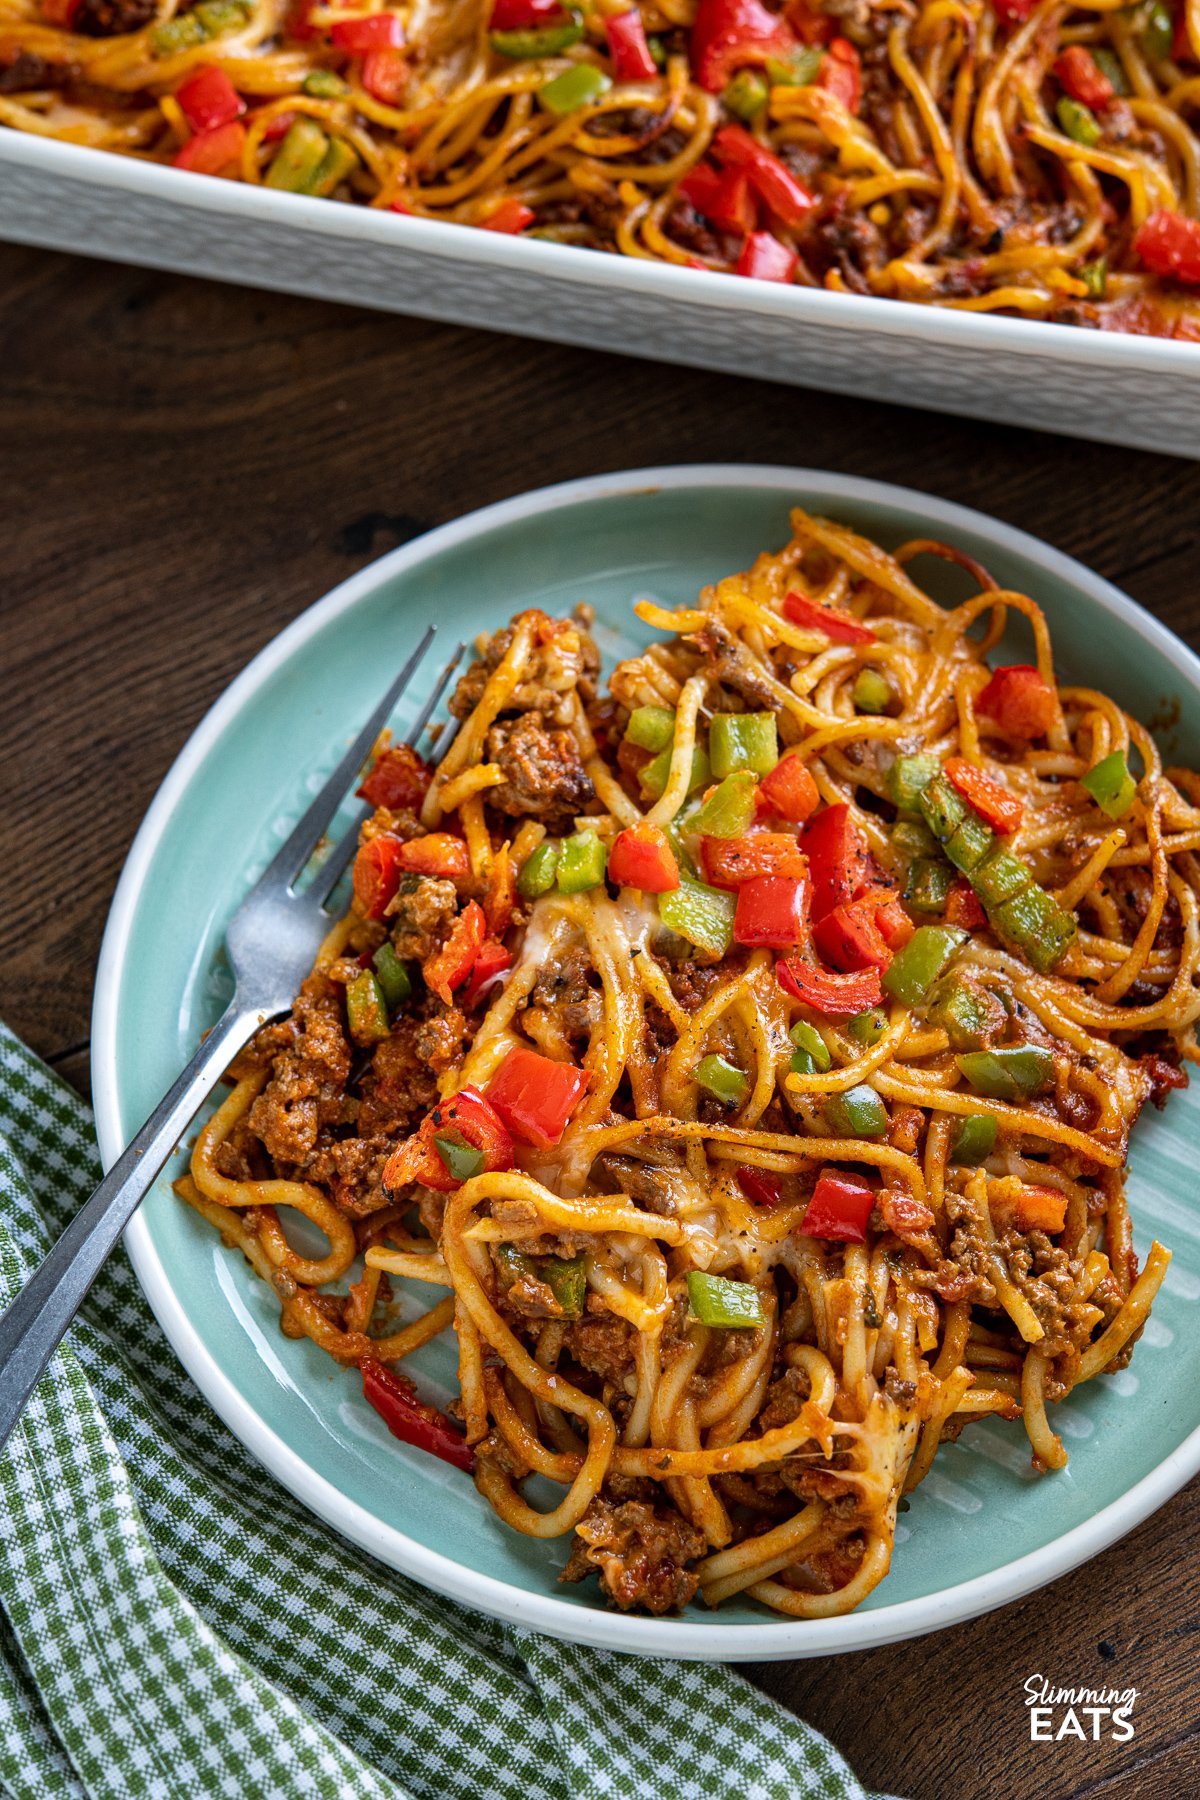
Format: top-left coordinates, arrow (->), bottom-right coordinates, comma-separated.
5,0 -> 1200,333
180,510 -> 1195,1616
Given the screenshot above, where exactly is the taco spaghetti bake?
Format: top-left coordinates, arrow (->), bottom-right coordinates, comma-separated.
5,0 -> 1200,335
179,511 -> 1195,1618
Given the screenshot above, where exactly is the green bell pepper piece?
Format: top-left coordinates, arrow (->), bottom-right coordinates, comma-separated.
490,16 -> 584,56
194,0 -> 249,30
824,1083 -> 888,1138
1091,46 -> 1128,93
538,63 -> 612,113
696,1054 -> 749,1109
1080,257 -> 1107,300
723,68 -> 769,119
303,69 -> 348,97
992,884 -> 1076,973
346,971 -> 391,1045
892,817 -> 939,860
918,771 -> 967,842
970,844 -> 1031,908
691,769 -> 759,837
944,810 -> 994,874
517,839 -> 559,899
309,138 -> 357,197
557,829 -> 608,894
433,1130 -> 485,1183
1082,750 -> 1137,819
1141,0 -> 1173,57
890,752 -> 941,813
266,118 -> 332,193
152,11 -> 206,51
956,1045 -> 1055,1101
927,977 -> 994,1050
640,742 -> 710,802
852,668 -> 892,715
904,856 -> 954,915
882,925 -> 968,1006
789,1020 -> 831,1072
1057,97 -> 1101,146
766,45 -> 822,84
543,1253 -> 587,1318
949,1112 -> 998,1163
372,942 -> 413,1011
709,712 -> 778,779
686,1270 -> 765,1328
658,879 -> 736,956
624,704 -> 676,753
847,1007 -> 887,1047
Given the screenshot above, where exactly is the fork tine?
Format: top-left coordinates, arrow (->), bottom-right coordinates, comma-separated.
257,624 -> 436,893
303,637 -> 468,911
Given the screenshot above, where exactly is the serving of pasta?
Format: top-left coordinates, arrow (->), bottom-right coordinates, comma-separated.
177,508 -> 1196,1619
5,0 -> 1200,336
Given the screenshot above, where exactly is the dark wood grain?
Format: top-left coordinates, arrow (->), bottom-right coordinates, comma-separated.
1,238 -> 1196,1800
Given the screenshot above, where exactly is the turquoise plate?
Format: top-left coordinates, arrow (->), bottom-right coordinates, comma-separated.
92,467 -> 1200,1660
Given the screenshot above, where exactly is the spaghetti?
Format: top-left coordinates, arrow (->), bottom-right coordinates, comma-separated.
5,0 -> 1200,333
180,511 -> 1195,1616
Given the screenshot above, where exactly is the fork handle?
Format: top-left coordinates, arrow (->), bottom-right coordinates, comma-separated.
0,1002 -> 265,1453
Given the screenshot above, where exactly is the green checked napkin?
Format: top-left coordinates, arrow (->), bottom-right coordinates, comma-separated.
0,1021 -> 893,1800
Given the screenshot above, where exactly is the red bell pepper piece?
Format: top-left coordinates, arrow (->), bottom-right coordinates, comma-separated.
799,803 -> 869,918
758,752 -> 820,823
331,9 -> 404,48
944,757 -> 1024,834
737,1166 -> 782,1207
800,1168 -> 875,1241
361,47 -> 408,102
678,162 -> 757,234
734,874 -> 809,947
1134,210 -> 1200,285
735,231 -> 798,283
40,0 -> 81,24
486,1046 -> 590,1148
394,833 -> 471,880
607,7 -> 658,79
490,0 -> 563,24
975,664 -> 1057,738
782,588 -> 875,643
712,124 -> 815,225
361,1358 -> 475,1471
874,892 -> 914,950
690,0 -> 796,92
700,831 -> 807,888
786,0 -> 834,44
176,65 -> 246,133
1053,45 -> 1113,109
353,834 -> 407,918
813,890 -> 891,973
254,107 -> 296,141
462,939 -> 514,1010
481,197 -> 535,233
818,37 -> 860,112
990,0 -> 1037,22
423,899 -> 486,1003
357,743 -> 431,811
1175,5 -> 1194,60
172,120 -> 246,175
608,822 -> 681,893
382,1083 -> 515,1195
776,955 -> 883,1014
944,880 -> 987,930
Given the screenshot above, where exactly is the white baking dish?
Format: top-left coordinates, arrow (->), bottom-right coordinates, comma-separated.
2,130 -> 1197,456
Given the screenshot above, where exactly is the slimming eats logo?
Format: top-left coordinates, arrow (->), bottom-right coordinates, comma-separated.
1024,1675 -> 1138,1742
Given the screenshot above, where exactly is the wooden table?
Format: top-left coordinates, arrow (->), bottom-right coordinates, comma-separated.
2,239 -> 1196,1800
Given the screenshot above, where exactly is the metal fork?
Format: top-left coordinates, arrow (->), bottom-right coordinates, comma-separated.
0,623 -> 462,1452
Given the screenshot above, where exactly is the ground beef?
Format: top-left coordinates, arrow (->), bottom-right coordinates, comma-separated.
562,1313 -> 637,1389
385,876 -> 457,962
592,1153 -> 682,1216
248,974 -> 351,1168
0,52 -> 76,88
414,1005 -> 467,1075
486,712 -> 594,830
449,611 -> 599,725
355,1020 -> 440,1140
530,946 -> 601,1039
73,0 -> 156,32
693,621 -> 778,711
560,1498 -> 705,1614
1142,1053 -> 1189,1108
996,1228 -> 1090,1359
758,1367 -> 810,1433
665,958 -> 720,1011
